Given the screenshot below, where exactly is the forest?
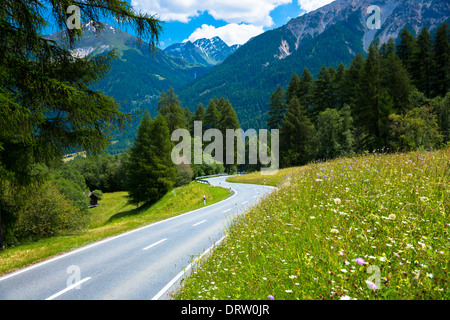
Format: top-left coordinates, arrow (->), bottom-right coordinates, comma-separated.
267,23 -> 449,168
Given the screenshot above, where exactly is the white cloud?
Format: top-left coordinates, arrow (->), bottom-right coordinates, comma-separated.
297,0 -> 335,13
131,0 -> 291,27
185,23 -> 264,45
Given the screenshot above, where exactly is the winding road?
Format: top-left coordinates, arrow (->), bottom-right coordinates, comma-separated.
0,176 -> 275,300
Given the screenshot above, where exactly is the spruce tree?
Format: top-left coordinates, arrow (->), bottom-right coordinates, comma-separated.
126,113 -> 176,205
192,103 -> 205,136
267,86 -> 286,129
413,27 -> 433,98
204,99 -> 221,130
311,65 -> 335,121
432,23 -> 450,97
279,97 -> 318,168
157,87 -> 187,133
285,73 -> 301,104
298,67 -> 315,112
396,27 -> 417,75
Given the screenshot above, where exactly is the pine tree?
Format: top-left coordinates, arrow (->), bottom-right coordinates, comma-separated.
344,53 -> 365,107
192,103 -> 205,136
204,99 -> 221,130
396,27 -> 417,75
355,43 -> 393,150
432,23 -> 450,97
126,113 -> 176,205
217,98 -> 240,173
413,27 -> 433,98
157,87 -> 187,132
381,40 -> 414,112
267,85 -> 286,129
285,73 -> 301,104
311,65 -> 335,121
297,67 -> 314,112
0,0 -> 162,249
279,97 -> 318,168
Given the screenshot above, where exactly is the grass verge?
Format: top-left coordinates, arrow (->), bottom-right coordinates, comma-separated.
174,148 -> 449,300
0,181 -> 230,276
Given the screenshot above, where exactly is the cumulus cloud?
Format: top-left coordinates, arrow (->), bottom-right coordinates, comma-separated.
185,23 -> 264,46
131,0 -> 291,26
297,0 -> 335,13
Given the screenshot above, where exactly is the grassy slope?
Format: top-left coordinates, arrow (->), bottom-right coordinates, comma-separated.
175,148 -> 449,300
0,182 -> 230,275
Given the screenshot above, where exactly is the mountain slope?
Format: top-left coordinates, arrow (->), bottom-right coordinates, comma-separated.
47,21 -> 209,113
178,0 -> 450,129
164,36 -> 241,67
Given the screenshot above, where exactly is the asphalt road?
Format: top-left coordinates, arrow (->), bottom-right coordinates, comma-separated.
0,176 -> 275,300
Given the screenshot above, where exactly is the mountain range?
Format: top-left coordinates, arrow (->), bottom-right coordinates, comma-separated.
177,0 -> 450,129
46,0 -> 449,149
164,37 -> 241,67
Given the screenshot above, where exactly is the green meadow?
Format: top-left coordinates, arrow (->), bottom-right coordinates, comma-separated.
174,148 -> 449,300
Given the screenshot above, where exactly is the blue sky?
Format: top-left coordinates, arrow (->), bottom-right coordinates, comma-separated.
44,0 -> 336,48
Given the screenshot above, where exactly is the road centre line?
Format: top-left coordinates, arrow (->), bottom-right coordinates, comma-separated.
45,277 -> 91,300
193,220 -> 207,227
143,238 -> 168,251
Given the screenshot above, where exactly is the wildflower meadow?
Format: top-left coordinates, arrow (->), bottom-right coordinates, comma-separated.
174,148 -> 449,300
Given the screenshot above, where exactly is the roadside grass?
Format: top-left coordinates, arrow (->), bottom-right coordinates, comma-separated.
0,182 -> 230,276
226,167 -> 301,187
174,148 -> 449,300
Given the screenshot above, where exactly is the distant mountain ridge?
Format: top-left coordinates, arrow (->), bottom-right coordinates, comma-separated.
164,36 -> 241,67
46,21 -> 209,107
177,0 -> 450,129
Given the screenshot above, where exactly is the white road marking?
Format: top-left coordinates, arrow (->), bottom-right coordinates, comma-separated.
142,238 -> 168,251
193,220 -> 207,227
242,201 -> 248,204
45,277 -> 91,300
222,209 -> 231,213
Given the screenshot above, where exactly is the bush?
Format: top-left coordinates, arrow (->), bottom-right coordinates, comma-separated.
388,106 -> 443,151
14,182 -> 88,241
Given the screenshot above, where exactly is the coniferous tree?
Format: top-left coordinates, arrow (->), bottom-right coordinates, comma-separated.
218,99 -> 240,173
397,27 -> 417,75
333,63 -> 348,109
192,103 -> 205,136
297,67 -> 315,112
267,85 -> 286,129
285,73 -> 301,104
157,87 -> 187,133
344,53 -> 365,107
204,99 -> 221,130
381,39 -> 414,112
311,65 -> 335,121
432,23 -> 450,97
354,43 -> 393,150
126,113 -> 176,205
279,97 -> 318,168
413,27 -> 433,98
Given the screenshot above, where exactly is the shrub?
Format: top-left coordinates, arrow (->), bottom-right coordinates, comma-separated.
14,182 -> 88,241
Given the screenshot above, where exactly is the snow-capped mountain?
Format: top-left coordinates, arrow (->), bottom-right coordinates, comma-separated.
164,37 -> 241,67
